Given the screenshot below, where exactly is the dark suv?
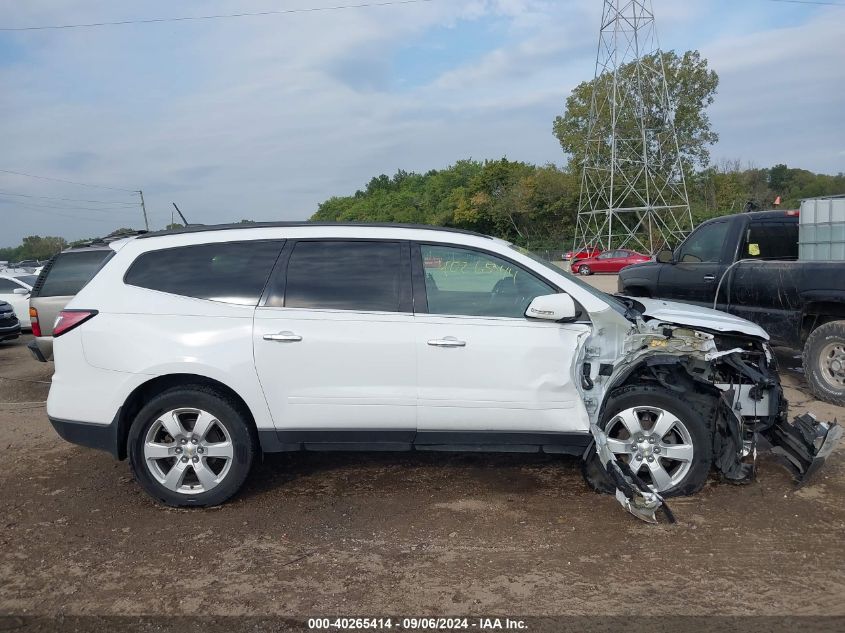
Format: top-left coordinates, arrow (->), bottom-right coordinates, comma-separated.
0,299 -> 21,342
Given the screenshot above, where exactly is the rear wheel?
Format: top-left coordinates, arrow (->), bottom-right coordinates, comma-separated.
581,385 -> 713,497
128,386 -> 256,507
803,320 -> 845,405
578,265 -> 592,276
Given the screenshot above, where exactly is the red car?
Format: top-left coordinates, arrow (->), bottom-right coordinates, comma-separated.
571,249 -> 650,275
564,246 -> 601,262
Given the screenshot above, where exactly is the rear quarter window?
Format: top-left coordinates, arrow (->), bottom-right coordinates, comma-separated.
124,240 -> 284,305
35,250 -> 113,297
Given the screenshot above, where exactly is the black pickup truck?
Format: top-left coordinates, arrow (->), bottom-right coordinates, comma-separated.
618,209 -> 845,405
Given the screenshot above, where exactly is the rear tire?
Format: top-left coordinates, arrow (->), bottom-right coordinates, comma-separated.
128,386 -> 256,507
581,385 -> 713,497
803,320 -> 845,406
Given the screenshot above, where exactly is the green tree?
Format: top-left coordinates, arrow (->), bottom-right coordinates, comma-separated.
15,236 -> 68,260
553,50 -> 719,173
308,159 -> 580,248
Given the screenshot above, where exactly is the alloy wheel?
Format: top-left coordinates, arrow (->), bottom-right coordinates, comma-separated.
143,408 -> 234,494
604,406 -> 694,492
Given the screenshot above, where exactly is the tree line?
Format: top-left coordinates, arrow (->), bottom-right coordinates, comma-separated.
311,160 -> 845,249
4,161 -> 841,261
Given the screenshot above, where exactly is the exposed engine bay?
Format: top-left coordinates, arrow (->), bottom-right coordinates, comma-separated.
580,296 -> 842,524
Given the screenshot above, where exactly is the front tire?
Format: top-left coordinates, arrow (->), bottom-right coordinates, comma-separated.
578,265 -> 592,276
581,385 -> 713,497
128,386 -> 256,507
803,320 -> 845,406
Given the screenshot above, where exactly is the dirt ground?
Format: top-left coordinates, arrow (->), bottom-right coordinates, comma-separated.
1,280 -> 844,624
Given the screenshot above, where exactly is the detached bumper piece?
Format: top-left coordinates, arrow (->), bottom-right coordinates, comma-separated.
591,424 -> 675,524
769,413 -> 843,483
606,458 -> 676,524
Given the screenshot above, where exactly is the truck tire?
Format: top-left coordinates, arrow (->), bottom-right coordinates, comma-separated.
803,320 -> 845,406
581,385 -> 713,497
128,385 -> 257,507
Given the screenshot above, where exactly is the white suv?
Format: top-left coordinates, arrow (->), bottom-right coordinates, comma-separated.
46,223 -> 838,521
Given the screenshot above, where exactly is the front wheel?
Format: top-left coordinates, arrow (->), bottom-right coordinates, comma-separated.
578,265 -> 592,276
581,385 -> 713,497
128,386 -> 256,507
803,320 -> 845,406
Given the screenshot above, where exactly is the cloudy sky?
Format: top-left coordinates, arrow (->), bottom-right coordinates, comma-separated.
1,0 -> 843,247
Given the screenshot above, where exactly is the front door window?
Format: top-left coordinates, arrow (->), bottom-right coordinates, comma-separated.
677,222 -> 730,263
420,244 -> 553,318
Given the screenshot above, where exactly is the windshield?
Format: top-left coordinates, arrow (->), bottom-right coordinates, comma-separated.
509,245 -> 630,316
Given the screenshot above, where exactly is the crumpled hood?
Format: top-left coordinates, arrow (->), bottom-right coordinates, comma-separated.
627,296 -> 770,340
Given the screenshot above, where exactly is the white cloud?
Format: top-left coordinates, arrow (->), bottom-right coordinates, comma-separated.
701,8 -> 845,171
1,0 -> 843,246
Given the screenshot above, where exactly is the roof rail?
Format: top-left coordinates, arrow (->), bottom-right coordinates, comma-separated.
137,222 -> 494,240
69,228 -> 148,248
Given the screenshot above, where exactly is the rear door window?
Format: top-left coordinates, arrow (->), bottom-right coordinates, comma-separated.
35,250 -> 112,297
124,240 -> 283,305
282,241 -> 404,312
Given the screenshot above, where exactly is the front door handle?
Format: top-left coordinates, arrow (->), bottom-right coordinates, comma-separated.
263,331 -> 302,343
427,336 -> 466,348
703,274 -> 716,282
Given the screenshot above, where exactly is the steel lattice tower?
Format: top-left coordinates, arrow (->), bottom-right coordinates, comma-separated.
573,0 -> 693,255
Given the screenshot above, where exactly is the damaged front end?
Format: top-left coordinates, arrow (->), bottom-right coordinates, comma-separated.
584,306 -> 841,524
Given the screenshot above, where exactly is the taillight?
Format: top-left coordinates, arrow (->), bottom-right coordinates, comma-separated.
29,307 -> 41,337
53,310 -> 98,337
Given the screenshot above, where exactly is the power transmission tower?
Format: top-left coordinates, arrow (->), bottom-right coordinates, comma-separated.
573,0 -> 693,255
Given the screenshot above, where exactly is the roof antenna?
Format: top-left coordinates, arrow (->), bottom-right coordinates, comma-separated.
172,202 -> 189,225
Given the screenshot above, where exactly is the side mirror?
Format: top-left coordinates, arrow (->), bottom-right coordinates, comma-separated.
656,249 -> 674,264
525,293 -> 577,322
13,288 -> 29,296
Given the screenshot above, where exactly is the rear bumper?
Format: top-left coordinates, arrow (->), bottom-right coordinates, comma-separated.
49,414 -> 122,459
27,340 -> 47,362
31,336 -> 53,361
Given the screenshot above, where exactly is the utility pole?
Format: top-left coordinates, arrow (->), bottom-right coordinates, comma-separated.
138,189 -> 149,231
573,0 -> 693,255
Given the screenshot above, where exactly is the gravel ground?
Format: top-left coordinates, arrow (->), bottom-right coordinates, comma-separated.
1,278 -> 844,626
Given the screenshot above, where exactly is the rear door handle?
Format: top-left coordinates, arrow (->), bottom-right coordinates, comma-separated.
263,331 -> 302,342
427,336 -> 466,348
703,274 -> 716,282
